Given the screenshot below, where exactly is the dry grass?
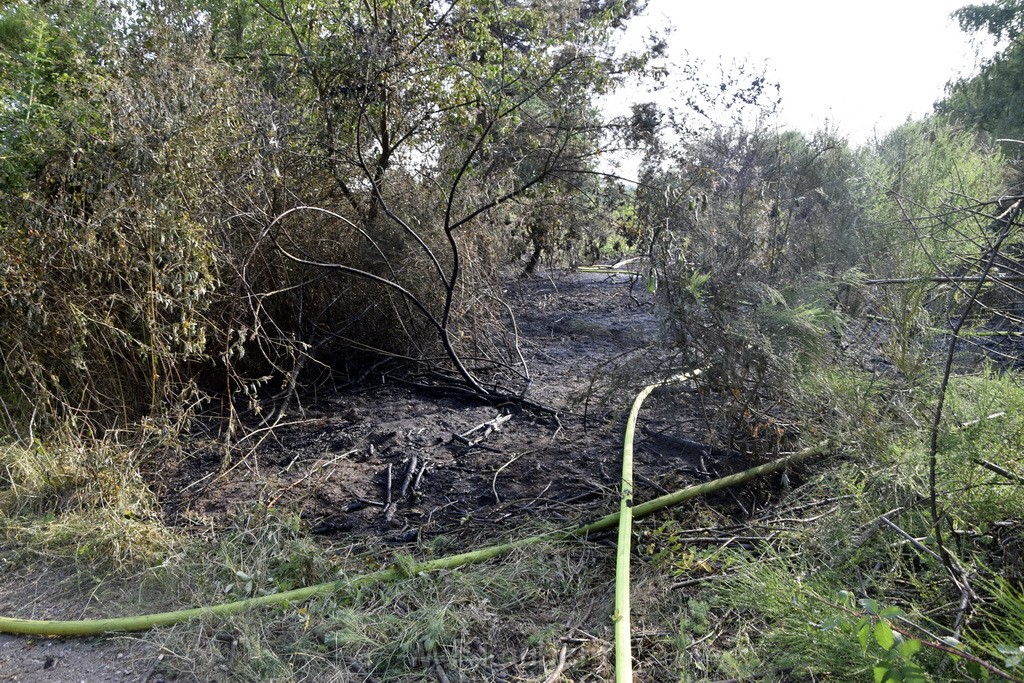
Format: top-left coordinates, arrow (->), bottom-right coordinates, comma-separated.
141,522 -> 618,681
0,430 -> 178,574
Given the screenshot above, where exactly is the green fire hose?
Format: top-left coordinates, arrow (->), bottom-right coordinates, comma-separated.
0,444 -> 828,637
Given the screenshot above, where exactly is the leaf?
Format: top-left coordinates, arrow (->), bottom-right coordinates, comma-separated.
940,636 -> 964,650
874,620 -> 896,651
880,606 -> 905,618
965,660 -> 989,680
874,663 -> 901,683
900,661 -> 928,683
860,598 -> 880,615
859,619 -> 872,651
995,643 -> 1024,667
818,615 -> 844,632
897,638 -> 922,659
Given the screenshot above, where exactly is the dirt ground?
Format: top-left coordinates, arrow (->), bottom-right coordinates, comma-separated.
0,270 -> 732,682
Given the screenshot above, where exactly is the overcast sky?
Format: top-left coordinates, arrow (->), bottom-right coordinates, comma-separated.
620,0 -> 992,144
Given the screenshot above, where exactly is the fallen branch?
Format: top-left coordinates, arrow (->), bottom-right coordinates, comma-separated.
959,412 -> 1007,429
0,443 -> 829,636
397,455 -> 418,500
491,452 -> 524,505
973,458 -> 1024,485
432,653 -> 452,683
865,275 -> 1024,285
879,515 -> 944,563
411,459 -> 428,494
460,413 -> 512,441
383,464 -> 396,522
576,266 -> 641,276
543,644 -> 569,683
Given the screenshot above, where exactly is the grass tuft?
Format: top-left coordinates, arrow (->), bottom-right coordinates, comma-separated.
0,433 -> 175,574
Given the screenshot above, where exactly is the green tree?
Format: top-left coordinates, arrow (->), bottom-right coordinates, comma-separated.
200,0 -> 648,398
0,0 -> 122,188
856,118 -> 1009,381
637,124 -> 861,448
938,0 -> 1024,142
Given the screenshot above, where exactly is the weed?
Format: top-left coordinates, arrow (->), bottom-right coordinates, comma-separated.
0,433 -> 175,574
138,520 -> 627,681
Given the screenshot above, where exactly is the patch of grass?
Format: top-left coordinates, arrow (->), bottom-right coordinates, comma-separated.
141,517 -> 629,681
634,364 -> 1024,681
706,559 -> 882,678
938,370 -> 1024,525
795,365 -> 900,450
0,432 -> 176,573
967,576 -> 1024,675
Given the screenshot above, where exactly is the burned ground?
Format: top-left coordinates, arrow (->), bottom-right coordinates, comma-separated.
155,271 -> 729,546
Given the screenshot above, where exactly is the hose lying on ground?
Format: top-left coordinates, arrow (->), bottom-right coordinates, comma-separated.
0,442 -> 829,637
615,371 -> 703,682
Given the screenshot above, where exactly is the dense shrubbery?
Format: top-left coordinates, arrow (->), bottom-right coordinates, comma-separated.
630,117 -> 1019,453
0,0 -> 646,435
632,125 -> 862,449
626,74 -> 1024,678
1,10 -> 234,432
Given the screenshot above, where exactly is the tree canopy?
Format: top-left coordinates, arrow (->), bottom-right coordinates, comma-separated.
939,0 -> 1024,143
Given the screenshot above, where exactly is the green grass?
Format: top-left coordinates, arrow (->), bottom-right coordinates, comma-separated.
0,434 -> 177,574
632,364 -> 1024,681
138,521 -> 631,681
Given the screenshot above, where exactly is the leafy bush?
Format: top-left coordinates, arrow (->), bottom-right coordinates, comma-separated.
0,14 -> 236,432
638,125 -> 862,449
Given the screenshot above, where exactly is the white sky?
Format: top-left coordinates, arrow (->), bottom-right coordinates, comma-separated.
622,0 -> 991,144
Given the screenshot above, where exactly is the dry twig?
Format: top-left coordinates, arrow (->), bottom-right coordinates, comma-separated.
542,644 -> 568,683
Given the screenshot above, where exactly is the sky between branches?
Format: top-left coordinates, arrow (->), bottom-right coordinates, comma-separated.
620,0 -> 993,144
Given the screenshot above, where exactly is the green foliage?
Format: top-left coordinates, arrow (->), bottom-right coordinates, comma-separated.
515,176 -> 632,274
967,577 -> 1024,676
938,0 -> 1024,142
795,365 -> 897,448
857,119 -> 1006,277
937,371 -> 1024,530
138,528 -> 621,681
196,0 -> 648,399
654,356 -> 1024,680
211,507 -> 334,600
0,0 -> 652,435
0,14 -> 257,431
823,594 -> 930,683
642,522 -> 738,578
708,560 -> 876,678
0,0 -> 121,189
856,118 -> 1008,383
638,125 -> 862,447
